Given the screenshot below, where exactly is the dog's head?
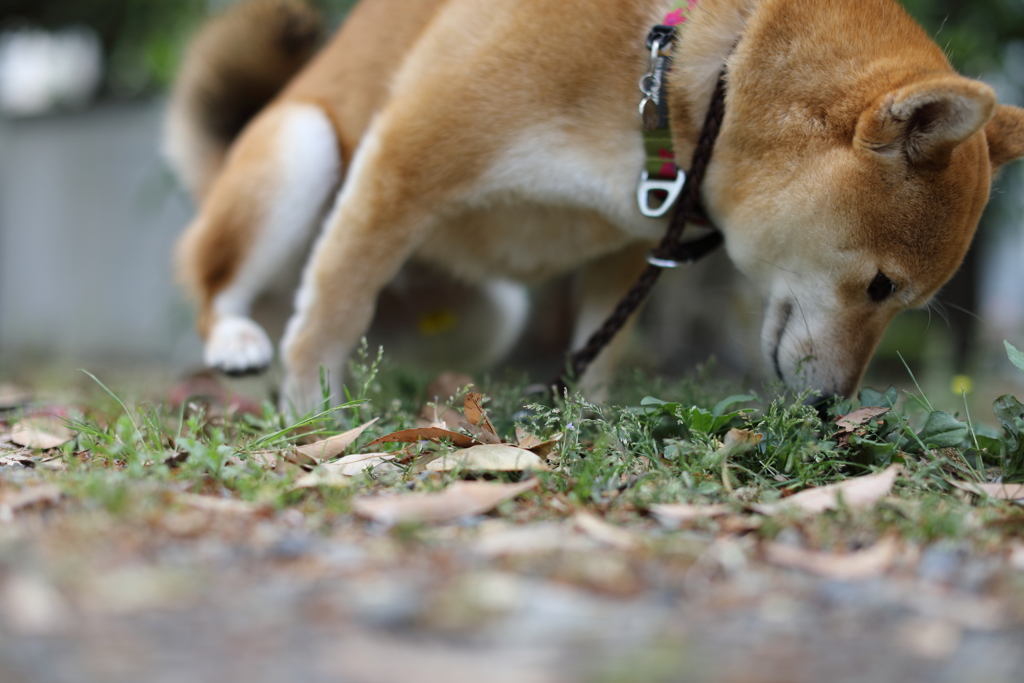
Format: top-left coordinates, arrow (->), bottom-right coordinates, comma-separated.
707,71 -> 1024,398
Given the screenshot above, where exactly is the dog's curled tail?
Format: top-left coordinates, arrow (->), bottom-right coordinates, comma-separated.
164,0 -> 324,201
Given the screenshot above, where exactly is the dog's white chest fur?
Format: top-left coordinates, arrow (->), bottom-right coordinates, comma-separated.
414,121 -> 666,282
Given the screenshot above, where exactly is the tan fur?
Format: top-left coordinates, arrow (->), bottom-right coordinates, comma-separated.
173,0 -> 446,353
170,0 -> 1024,411
165,0 -> 323,201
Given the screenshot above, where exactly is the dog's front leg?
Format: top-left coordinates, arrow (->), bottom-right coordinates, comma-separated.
279,129 -> 437,415
571,243 -> 652,401
177,102 -> 341,376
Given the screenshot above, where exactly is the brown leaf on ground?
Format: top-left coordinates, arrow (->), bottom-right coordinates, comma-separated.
367,427 -> 480,450
294,454 -> 400,488
10,416 -> 74,450
649,503 -> 732,528
283,449 -> 319,469
163,451 -> 190,467
463,393 -> 497,437
426,445 -> 551,473
293,471 -> 352,489
0,452 -> 37,468
763,536 -> 899,580
323,453 -> 399,476
37,455 -> 67,471
755,464 -> 902,515
836,407 -> 891,432
352,479 -> 539,525
295,418 -> 379,462
515,427 -> 563,458
458,420 -> 503,445
574,511 -> 639,550
947,480 -> 1024,502
174,493 -> 267,516
0,483 -> 62,519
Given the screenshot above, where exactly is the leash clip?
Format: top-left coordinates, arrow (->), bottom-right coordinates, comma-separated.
637,169 -> 686,218
646,231 -> 725,269
646,253 -> 687,268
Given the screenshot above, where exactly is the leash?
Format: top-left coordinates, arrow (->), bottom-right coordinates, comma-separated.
552,12 -> 727,394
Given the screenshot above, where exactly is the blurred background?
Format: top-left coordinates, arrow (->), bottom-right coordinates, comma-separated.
0,0 -> 1022,409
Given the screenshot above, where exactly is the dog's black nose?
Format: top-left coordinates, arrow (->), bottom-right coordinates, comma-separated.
805,392 -> 839,421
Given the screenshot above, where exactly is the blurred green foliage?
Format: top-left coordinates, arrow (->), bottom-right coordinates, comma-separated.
902,0 -> 1024,74
0,0 -> 357,95
0,0 -> 1021,97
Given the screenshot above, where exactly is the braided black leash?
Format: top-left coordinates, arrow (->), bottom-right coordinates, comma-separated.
552,72 -> 728,394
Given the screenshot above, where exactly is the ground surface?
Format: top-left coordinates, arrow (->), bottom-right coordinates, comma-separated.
2,362 -> 1024,683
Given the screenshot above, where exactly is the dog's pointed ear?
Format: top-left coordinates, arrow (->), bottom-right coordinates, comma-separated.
985,104 -> 1024,171
855,76 -> 995,169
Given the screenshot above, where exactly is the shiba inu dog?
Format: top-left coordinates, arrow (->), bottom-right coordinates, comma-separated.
167,0 -> 1024,413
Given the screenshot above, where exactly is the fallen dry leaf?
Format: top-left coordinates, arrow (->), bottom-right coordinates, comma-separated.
352,479 -> 539,525
755,464 -> 902,515
366,427 -> 479,450
459,420 -> 503,445
0,483 -> 62,520
293,471 -> 353,489
515,426 -> 539,448
463,392 -> 497,437
283,448 -> 319,469
426,445 -> 551,472
0,452 -> 36,468
574,511 -> 638,550
9,416 -> 74,450
322,452 -> 399,476
649,503 -> 732,528
763,536 -> 899,580
948,480 -> 1024,501
295,418 -> 379,462
238,450 -> 282,469
294,454 -> 401,485
836,406 -> 891,432
37,455 -> 67,471
515,427 -> 563,458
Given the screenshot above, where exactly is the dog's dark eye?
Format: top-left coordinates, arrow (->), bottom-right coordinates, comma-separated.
868,271 -> 897,303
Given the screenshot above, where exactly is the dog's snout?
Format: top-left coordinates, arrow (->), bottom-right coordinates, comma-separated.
769,300 -> 793,380
805,392 -> 839,421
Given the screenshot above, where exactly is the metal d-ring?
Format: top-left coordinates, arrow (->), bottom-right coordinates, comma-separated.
636,169 -> 686,218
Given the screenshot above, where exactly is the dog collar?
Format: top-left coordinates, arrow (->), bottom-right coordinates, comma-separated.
637,1 -> 699,218
554,1 -> 727,391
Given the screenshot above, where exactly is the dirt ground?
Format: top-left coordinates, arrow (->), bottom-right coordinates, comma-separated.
2,459 -> 1023,683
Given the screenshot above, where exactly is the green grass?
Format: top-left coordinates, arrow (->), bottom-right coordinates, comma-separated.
6,341 -> 1024,554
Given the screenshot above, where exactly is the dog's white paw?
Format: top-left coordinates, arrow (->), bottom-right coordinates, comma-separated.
204,316 -> 273,376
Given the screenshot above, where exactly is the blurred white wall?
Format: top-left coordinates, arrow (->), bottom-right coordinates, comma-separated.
0,99 -> 203,371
